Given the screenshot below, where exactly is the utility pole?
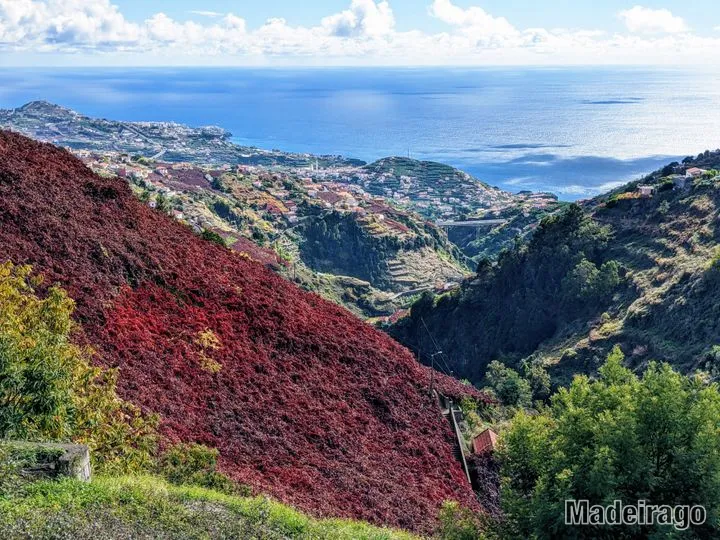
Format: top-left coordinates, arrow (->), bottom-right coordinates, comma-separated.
430,350 -> 442,396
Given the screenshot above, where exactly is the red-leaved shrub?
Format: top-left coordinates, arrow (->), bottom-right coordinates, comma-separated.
0,131 -> 488,532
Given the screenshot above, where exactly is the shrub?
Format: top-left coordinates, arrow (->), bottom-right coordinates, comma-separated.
156,443 -> 247,495
155,192 -> 171,213
436,501 -> 487,540
0,262 -> 158,474
200,229 -> 228,248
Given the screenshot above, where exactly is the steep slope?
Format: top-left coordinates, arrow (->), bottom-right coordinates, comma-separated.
0,131 -> 486,533
391,156 -> 720,387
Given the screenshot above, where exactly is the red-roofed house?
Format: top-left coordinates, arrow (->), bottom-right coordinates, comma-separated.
472,428 -> 498,455
686,167 -> 707,178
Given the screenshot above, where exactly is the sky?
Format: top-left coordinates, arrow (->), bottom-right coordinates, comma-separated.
2,0 -> 720,66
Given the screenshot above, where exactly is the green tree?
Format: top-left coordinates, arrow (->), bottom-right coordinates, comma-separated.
485,361 -> 532,408
521,359 -> 551,401
0,262 -> 157,473
563,258 -> 620,301
498,346 -> 720,539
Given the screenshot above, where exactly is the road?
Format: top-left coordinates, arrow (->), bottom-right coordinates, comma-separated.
435,219 -> 507,228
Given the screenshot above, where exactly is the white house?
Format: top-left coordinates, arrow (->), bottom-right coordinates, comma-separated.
637,185 -> 655,198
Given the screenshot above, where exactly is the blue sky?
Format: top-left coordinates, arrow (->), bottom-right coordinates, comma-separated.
2,1 -> 720,66
112,0 -> 719,34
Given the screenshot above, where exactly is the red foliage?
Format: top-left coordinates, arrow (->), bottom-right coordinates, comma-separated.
0,131 -> 488,532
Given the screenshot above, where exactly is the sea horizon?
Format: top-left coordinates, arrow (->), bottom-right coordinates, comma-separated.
2,66 -> 718,200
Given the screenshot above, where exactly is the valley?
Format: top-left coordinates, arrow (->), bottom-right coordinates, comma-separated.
392,152 -> 720,387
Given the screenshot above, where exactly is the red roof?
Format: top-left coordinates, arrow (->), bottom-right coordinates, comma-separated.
472,428 -> 498,455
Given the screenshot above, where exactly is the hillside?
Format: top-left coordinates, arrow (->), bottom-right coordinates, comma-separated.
80,151 -> 470,318
358,157 -> 516,219
1,102 -> 473,318
0,130 -> 486,533
391,154 -> 720,387
0,102 -> 560,272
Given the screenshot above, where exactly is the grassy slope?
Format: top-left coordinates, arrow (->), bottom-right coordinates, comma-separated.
0,475 -> 418,539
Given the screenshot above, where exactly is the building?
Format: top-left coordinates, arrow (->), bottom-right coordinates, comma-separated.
685,167 -> 707,179
637,185 -> 655,198
472,428 -> 498,455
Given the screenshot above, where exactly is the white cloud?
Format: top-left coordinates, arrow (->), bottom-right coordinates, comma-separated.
321,0 -> 394,38
0,0 -> 717,65
429,0 -> 516,35
0,0 -> 141,48
618,5 -> 688,34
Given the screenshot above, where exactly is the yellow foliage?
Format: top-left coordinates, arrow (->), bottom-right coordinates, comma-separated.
195,329 -> 223,373
0,262 -> 158,474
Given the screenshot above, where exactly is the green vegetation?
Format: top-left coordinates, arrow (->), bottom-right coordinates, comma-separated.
0,262 -> 158,474
155,192 -> 172,214
155,443 -> 246,495
394,205 -> 624,383
0,475 -> 418,539
485,361 -> 532,408
436,500 -> 488,540
498,347 -> 720,538
199,229 -> 228,248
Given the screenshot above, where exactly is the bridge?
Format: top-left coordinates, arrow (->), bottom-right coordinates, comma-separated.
435,219 -> 507,228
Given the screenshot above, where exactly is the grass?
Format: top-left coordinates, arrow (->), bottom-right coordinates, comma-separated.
0,475 -> 420,539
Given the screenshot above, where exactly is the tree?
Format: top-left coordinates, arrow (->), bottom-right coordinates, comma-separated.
563,258 -> 620,301
498,346 -> 720,539
0,262 -> 157,473
485,361 -> 532,408
521,359 -> 551,401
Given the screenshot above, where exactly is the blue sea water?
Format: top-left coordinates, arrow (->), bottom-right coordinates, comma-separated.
1,67 -> 720,200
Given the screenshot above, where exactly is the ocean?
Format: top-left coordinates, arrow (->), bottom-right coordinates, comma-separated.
1,67 -> 719,200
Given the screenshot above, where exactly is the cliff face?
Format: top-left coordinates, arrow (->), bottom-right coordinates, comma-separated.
297,207 -> 467,292
0,130 -> 485,533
